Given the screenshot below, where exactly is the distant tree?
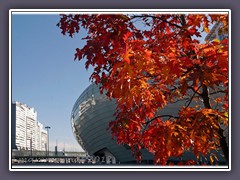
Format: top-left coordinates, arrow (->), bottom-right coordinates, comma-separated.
58,13 -> 229,165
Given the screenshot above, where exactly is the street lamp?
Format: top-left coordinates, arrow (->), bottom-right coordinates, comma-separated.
45,126 -> 51,157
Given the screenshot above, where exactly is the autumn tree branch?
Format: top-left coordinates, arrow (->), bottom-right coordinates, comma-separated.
209,90 -> 226,95
145,114 -> 179,125
188,86 -> 202,96
130,15 -> 182,29
186,85 -> 202,107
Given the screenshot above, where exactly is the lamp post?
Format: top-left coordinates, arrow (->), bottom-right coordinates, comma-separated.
45,126 -> 51,157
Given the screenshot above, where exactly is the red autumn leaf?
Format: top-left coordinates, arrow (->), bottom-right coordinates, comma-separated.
74,48 -> 82,60
123,32 -> 133,41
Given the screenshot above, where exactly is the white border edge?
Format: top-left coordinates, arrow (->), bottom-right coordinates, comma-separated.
9,9 -> 231,171
228,8 -> 231,172
9,9 -> 12,172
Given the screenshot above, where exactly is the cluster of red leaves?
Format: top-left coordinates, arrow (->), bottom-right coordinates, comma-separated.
58,13 -> 229,165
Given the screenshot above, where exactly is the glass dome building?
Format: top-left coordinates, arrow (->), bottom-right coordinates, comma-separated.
70,83 -> 186,164
71,84 -> 227,165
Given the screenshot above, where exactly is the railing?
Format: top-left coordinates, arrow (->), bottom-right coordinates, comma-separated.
12,155 -> 118,165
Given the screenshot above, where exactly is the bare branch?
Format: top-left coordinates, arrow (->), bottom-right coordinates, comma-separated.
145,114 -> 179,125
130,15 -> 182,29
209,90 -> 226,95
187,86 -> 202,96
186,85 -> 202,107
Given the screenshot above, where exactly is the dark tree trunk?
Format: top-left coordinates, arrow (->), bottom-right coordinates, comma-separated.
180,14 -> 228,164
201,84 -> 228,164
218,128 -> 229,163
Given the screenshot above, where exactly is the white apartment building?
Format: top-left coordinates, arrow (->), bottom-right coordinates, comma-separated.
11,101 -> 48,151
41,128 -> 48,151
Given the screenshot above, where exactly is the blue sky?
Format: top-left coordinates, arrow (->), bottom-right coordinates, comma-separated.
12,14 -> 93,152
11,13 -> 210,152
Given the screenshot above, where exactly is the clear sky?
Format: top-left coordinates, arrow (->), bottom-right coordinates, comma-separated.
11,13 -> 210,152
12,14 -> 93,152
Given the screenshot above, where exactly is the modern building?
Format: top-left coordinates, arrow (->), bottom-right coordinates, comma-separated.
41,128 -> 48,151
71,84 -> 226,164
11,101 -> 48,151
71,84 -> 227,164
205,21 -> 228,41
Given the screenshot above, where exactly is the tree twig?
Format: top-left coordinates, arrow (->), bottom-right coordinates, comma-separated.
186,85 -> 202,107
145,114 -> 179,125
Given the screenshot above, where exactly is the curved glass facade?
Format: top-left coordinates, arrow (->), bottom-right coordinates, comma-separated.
71,84 -> 227,164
